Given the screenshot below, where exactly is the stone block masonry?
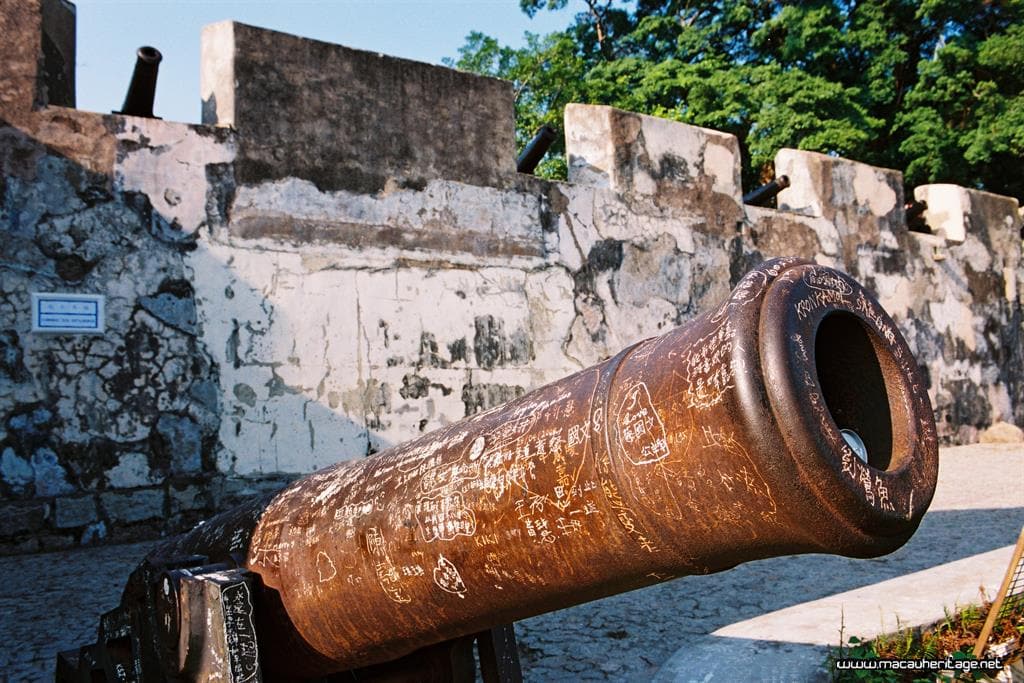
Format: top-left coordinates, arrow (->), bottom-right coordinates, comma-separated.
1,0 -> 1021,553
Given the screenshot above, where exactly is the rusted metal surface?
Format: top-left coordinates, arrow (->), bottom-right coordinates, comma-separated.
63,258 -> 938,681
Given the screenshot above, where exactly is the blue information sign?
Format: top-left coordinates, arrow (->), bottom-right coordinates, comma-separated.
31,293 -> 105,334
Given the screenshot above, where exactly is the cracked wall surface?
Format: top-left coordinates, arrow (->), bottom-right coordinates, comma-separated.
1,0 -> 1021,552
0,118 -> 233,551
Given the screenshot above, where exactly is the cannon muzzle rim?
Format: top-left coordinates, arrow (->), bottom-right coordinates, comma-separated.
757,263 -> 939,555
137,46 -> 163,64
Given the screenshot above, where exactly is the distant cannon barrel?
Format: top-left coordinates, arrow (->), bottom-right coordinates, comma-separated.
905,199 -> 929,233
61,258 -> 938,682
114,46 -> 162,118
516,125 -> 557,174
743,175 -> 790,206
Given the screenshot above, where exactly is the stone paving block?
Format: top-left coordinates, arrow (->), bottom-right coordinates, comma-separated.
156,415 -> 202,474
53,494 -> 96,529
100,488 -> 165,524
0,500 -> 48,537
169,484 -> 207,514
0,447 -> 34,492
30,447 -> 75,496
104,452 -> 154,489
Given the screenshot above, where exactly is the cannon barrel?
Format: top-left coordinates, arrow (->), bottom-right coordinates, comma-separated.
905,199 -> 929,233
743,174 -> 790,206
114,46 -> 162,118
516,125 -> 557,174
63,258 -> 938,681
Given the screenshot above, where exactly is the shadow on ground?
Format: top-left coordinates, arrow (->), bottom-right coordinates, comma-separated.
516,507 -> 1023,681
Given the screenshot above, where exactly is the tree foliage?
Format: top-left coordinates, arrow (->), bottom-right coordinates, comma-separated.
447,1 -> 1024,199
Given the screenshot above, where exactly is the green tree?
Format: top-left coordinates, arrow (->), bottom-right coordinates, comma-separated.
449,1 -> 1024,200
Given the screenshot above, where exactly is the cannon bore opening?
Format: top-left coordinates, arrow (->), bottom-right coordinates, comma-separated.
814,312 -> 896,471
137,46 -> 162,63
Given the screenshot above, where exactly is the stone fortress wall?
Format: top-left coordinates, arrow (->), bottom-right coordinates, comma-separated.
1,0 -> 1021,553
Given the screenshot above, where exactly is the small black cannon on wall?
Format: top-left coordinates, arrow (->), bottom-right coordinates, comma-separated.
113,47 -> 162,119
57,258 -> 938,682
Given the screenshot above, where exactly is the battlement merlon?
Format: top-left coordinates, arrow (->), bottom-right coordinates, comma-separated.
199,21 -> 517,195
565,103 -> 743,205
914,184 -> 1022,250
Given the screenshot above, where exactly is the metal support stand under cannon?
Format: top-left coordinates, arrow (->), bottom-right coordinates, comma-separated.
58,258 -> 939,682
58,550 -> 523,682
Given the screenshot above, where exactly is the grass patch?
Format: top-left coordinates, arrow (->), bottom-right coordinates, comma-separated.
827,590 -> 1023,682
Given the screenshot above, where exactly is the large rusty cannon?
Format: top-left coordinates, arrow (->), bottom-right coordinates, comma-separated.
58,258 -> 938,682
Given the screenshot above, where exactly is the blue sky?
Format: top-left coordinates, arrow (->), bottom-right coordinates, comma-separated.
73,0 -> 584,123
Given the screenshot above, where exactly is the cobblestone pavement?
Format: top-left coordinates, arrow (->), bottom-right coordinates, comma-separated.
1,445 -> 1020,682
0,539 -> 158,682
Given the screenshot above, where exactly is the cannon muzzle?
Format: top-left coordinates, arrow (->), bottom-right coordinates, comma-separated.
60,258 -> 938,681
114,46 -> 162,119
743,174 -> 790,206
905,199 -> 929,233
